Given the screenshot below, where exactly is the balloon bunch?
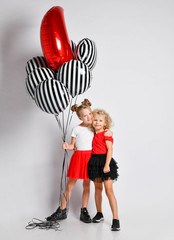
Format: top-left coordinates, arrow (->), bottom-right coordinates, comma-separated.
25,6 -> 97,207
25,7 -> 97,131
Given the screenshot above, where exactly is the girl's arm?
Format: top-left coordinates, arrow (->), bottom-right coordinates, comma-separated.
103,140 -> 113,173
62,137 -> 76,151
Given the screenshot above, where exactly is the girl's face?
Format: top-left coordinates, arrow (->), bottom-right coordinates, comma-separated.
92,114 -> 106,132
79,108 -> 92,125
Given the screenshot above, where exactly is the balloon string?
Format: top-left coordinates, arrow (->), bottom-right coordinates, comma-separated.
59,154 -> 69,209
59,149 -> 68,205
54,114 -> 69,210
54,115 -> 62,129
62,112 -> 65,141
25,218 -> 60,231
56,96 -> 78,216
68,96 -> 78,129
63,96 -> 78,140
64,97 -> 73,139
65,159 -> 69,209
54,115 -> 64,141
58,96 -> 78,209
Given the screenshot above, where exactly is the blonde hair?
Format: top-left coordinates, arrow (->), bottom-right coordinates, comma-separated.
71,99 -> 92,117
92,109 -> 112,130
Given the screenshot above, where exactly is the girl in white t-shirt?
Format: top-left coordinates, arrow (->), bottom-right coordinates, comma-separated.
46,99 -> 94,223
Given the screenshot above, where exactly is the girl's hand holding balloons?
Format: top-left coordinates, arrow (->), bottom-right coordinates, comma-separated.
62,142 -> 69,150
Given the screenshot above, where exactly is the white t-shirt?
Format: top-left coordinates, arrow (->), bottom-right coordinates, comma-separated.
71,125 -> 94,151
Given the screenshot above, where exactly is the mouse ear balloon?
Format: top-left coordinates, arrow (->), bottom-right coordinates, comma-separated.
26,56 -> 48,74
26,67 -> 55,99
75,38 -> 97,71
40,6 -> 73,71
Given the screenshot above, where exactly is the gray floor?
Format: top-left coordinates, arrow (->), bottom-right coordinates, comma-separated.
1,206 -> 173,240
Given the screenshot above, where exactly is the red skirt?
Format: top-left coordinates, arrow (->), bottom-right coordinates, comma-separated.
67,150 -> 92,180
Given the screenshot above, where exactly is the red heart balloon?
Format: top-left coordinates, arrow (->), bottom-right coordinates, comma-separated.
40,6 -> 73,71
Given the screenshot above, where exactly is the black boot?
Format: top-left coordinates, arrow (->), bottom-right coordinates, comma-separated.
80,208 -> 91,223
46,207 -> 67,221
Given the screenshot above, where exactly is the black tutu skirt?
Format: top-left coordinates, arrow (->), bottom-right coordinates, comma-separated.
88,154 -> 119,182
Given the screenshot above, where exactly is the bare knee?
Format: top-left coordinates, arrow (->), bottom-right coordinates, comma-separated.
67,179 -> 77,191
83,180 -> 90,192
94,182 -> 103,193
105,188 -> 114,198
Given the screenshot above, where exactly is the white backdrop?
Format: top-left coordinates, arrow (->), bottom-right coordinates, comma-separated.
0,0 -> 174,240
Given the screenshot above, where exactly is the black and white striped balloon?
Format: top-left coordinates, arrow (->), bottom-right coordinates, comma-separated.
57,60 -> 92,98
26,56 -> 48,74
35,79 -> 70,115
26,67 -> 55,99
70,40 -> 76,59
75,38 -> 97,71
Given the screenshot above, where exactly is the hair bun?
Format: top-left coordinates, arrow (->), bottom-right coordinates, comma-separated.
81,99 -> 92,106
71,104 -> 78,112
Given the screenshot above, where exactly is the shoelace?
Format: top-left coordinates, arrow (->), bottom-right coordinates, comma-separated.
83,209 -> 90,217
25,218 -> 61,231
48,210 -> 59,219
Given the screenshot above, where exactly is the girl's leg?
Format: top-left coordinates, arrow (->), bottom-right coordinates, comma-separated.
60,178 -> 77,209
104,179 -> 119,219
94,181 -> 103,212
82,179 -> 90,208
46,178 -> 77,221
80,179 -> 91,223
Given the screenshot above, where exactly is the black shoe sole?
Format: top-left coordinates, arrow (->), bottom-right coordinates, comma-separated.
111,227 -> 120,231
80,217 -> 92,223
46,215 -> 67,222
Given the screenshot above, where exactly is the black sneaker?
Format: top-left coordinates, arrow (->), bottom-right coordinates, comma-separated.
92,212 -> 104,223
80,208 -> 91,223
111,219 -> 120,231
46,207 -> 67,221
